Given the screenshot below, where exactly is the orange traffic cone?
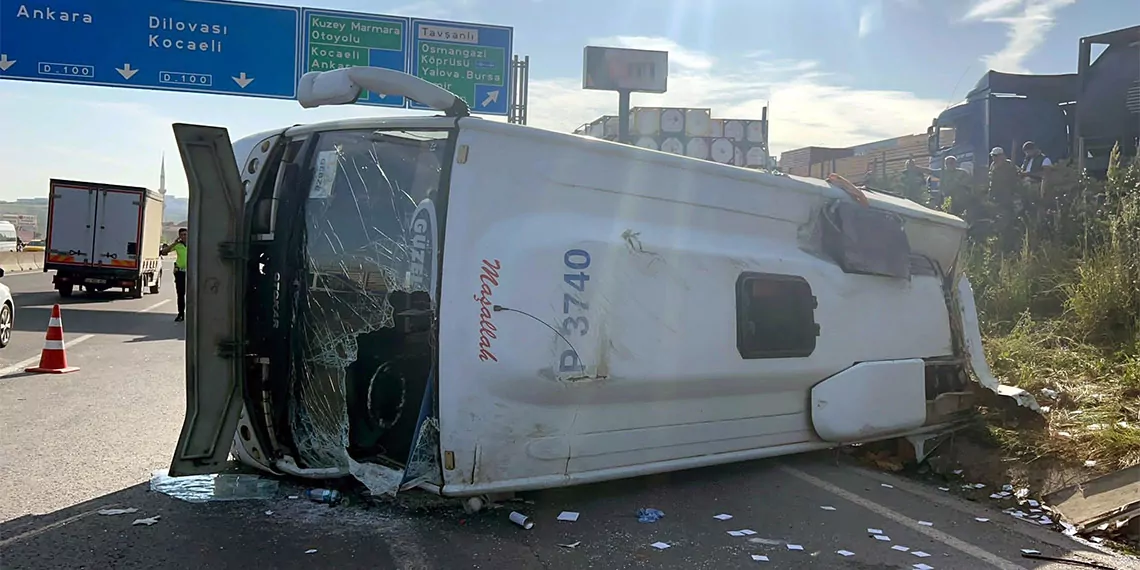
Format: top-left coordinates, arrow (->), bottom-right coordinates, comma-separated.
26,304 -> 79,374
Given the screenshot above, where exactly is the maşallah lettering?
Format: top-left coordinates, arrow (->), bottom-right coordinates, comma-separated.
473,259 -> 502,362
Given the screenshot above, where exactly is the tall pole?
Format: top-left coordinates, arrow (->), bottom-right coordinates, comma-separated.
617,90 -> 631,144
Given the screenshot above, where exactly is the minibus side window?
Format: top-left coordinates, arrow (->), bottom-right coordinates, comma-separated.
735,273 -> 819,359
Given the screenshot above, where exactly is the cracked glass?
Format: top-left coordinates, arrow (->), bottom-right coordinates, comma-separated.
287,128 -> 449,495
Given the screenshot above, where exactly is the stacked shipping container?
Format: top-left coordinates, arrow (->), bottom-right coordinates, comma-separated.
573,107 -> 772,168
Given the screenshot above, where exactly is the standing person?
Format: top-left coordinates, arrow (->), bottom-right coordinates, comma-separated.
160,228 -> 188,322
1018,141 -> 1052,184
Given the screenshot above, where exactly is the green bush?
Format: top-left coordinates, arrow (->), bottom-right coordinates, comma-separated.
960,144 -> 1140,469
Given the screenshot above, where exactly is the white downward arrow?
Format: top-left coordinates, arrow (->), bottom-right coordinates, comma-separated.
116,63 -> 138,80
481,90 -> 500,107
232,72 -> 254,88
0,54 -> 16,72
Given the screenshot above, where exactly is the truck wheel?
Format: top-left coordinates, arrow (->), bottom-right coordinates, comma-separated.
59,284 -> 74,298
130,278 -> 144,299
149,271 -> 161,295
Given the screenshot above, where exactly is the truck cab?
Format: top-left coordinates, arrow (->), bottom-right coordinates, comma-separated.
928,71 -> 1075,179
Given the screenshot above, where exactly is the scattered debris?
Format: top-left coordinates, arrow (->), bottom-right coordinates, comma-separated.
874,535 -> 892,542
556,511 -> 579,522
303,488 -> 341,504
1020,552 -> 1117,570
750,554 -> 770,562
97,508 -> 138,516
820,506 -> 837,511
837,550 -> 855,557
918,521 -> 933,527
650,542 -> 671,550
881,483 -> 895,489
305,549 -> 317,554
1021,549 -> 1041,555
976,518 -> 990,522
892,545 -> 911,552
558,541 -> 581,549
265,510 -> 274,516
509,511 -> 534,530
131,516 -> 160,526
868,528 -> 883,534
713,513 -> 733,521
1043,465 -> 1140,537
786,544 -> 804,551
912,551 -> 931,557
149,469 -> 278,503
637,508 -> 665,523
938,487 -> 950,492
914,564 -> 935,570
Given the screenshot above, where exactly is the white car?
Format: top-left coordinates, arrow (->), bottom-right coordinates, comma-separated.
0,267 -> 12,348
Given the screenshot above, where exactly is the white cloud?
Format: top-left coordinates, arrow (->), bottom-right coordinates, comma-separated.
963,0 -> 1078,73
858,1 -> 883,38
525,37 -> 946,155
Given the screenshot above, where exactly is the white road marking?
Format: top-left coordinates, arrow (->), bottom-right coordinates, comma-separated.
780,465 -> 1028,570
0,504 -> 118,547
0,299 -> 170,378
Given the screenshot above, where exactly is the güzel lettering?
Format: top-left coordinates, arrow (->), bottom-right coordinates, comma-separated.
473,259 -> 502,362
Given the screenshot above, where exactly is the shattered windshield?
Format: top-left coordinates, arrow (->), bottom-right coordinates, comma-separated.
288,128 -> 450,494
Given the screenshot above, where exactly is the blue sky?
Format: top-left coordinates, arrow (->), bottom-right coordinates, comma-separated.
0,0 -> 1132,200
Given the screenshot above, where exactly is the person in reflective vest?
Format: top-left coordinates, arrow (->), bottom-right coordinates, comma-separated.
160,228 -> 188,322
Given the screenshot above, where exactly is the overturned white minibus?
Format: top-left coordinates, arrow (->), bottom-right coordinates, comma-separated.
170,68 -> 1038,505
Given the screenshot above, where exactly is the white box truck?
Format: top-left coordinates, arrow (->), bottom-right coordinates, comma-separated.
44,179 -> 165,298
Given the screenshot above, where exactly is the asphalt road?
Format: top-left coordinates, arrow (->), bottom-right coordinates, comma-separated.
0,267 -> 1135,570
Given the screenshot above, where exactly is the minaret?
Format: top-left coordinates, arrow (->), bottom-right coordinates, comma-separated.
159,153 -> 167,195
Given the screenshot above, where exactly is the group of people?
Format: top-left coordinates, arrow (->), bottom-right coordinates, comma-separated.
894,141 -> 1054,248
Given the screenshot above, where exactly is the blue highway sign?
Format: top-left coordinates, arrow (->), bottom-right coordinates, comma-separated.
0,0 -> 513,115
409,18 -> 512,116
0,0 -> 301,99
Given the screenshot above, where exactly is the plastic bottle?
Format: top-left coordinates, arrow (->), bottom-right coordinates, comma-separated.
303,488 -> 341,504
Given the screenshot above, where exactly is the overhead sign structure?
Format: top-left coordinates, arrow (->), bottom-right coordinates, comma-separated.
0,0 -> 513,116
582,46 -> 668,94
409,18 -> 512,116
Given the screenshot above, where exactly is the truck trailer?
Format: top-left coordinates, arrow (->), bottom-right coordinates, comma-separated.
44,179 -> 165,298
928,25 -> 1139,179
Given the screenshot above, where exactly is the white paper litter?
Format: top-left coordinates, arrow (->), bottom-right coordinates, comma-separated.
713,513 -> 733,520
892,545 -> 911,552
868,528 -> 883,534
1038,516 -> 1053,525
1002,484 -> 1014,492
265,510 -> 274,516
918,521 -> 933,526
975,518 -> 990,522
1026,500 -> 1040,507
728,531 -> 747,537
881,483 -> 894,489
651,542 -> 671,550
557,511 -> 579,522
837,550 -> 855,557
305,549 -> 317,554
874,535 -> 892,542
953,469 -> 963,475
739,529 -> 757,536
751,554 -> 770,562
787,544 -> 804,551
913,551 -> 931,557
973,483 -> 986,489
288,495 -> 299,499
990,493 -> 1005,499
938,487 -> 950,492
914,564 -> 935,570
820,506 -> 837,511
131,516 -> 160,526
558,541 -> 581,549
97,508 -> 139,516
1021,549 -> 1040,555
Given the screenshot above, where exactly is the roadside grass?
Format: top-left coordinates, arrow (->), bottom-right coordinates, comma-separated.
958,149 -> 1140,474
